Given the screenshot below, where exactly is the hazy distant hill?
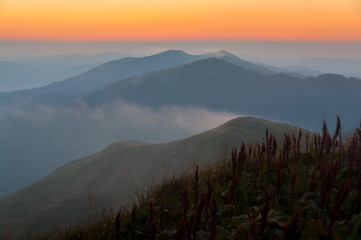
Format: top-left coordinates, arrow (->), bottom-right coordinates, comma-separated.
83,57 -> 361,131
260,57 -> 361,79
0,52 -> 133,92
0,61 -> 36,90
0,117 -> 303,234
0,50 -> 276,106
207,50 -> 275,75
0,61 -> 98,92
0,50 -> 199,105
24,51 -> 133,71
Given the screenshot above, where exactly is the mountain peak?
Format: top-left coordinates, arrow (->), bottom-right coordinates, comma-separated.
138,50 -> 195,63
207,50 -> 239,60
217,50 -> 234,56
206,50 -> 275,75
155,50 -> 189,57
317,73 -> 346,80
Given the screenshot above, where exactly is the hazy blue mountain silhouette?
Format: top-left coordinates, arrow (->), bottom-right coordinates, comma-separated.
0,50 -> 276,106
0,61 -> 96,92
25,51 -> 132,71
83,57 -> 361,131
0,52 -> 131,92
0,50 -> 203,105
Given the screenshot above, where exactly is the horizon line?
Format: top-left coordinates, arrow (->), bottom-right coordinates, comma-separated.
1,39 -> 361,43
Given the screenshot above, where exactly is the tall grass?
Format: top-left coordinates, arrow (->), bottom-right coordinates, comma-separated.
19,118 -> 361,239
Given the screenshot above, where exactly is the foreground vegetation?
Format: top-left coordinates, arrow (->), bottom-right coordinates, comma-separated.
21,118 -> 361,239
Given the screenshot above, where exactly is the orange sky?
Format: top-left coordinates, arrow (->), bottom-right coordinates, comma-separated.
0,0 -> 361,41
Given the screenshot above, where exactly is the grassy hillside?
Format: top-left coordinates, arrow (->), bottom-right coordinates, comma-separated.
0,117 -> 303,235
17,118 -> 361,239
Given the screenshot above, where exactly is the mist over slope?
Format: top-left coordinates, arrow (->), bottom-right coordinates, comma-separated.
0,117 -> 303,234
0,102 -> 237,197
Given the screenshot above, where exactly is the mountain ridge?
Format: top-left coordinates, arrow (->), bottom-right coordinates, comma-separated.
81,57 -> 361,132
0,50 -> 276,106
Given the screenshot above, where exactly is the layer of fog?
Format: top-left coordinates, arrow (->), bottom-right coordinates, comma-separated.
0,101 -> 238,197
0,101 -> 238,143
2,41 -> 361,60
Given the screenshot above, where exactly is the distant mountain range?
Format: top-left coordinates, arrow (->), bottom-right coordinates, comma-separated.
0,117 -> 304,234
0,50 -> 276,106
82,57 -> 361,131
253,57 -> 361,79
0,49 -> 360,199
0,50 -> 202,106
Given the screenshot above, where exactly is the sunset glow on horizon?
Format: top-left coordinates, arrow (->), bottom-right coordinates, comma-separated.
1,0 -> 361,41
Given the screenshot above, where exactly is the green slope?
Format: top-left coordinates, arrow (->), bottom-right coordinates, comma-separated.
0,117 -> 304,234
